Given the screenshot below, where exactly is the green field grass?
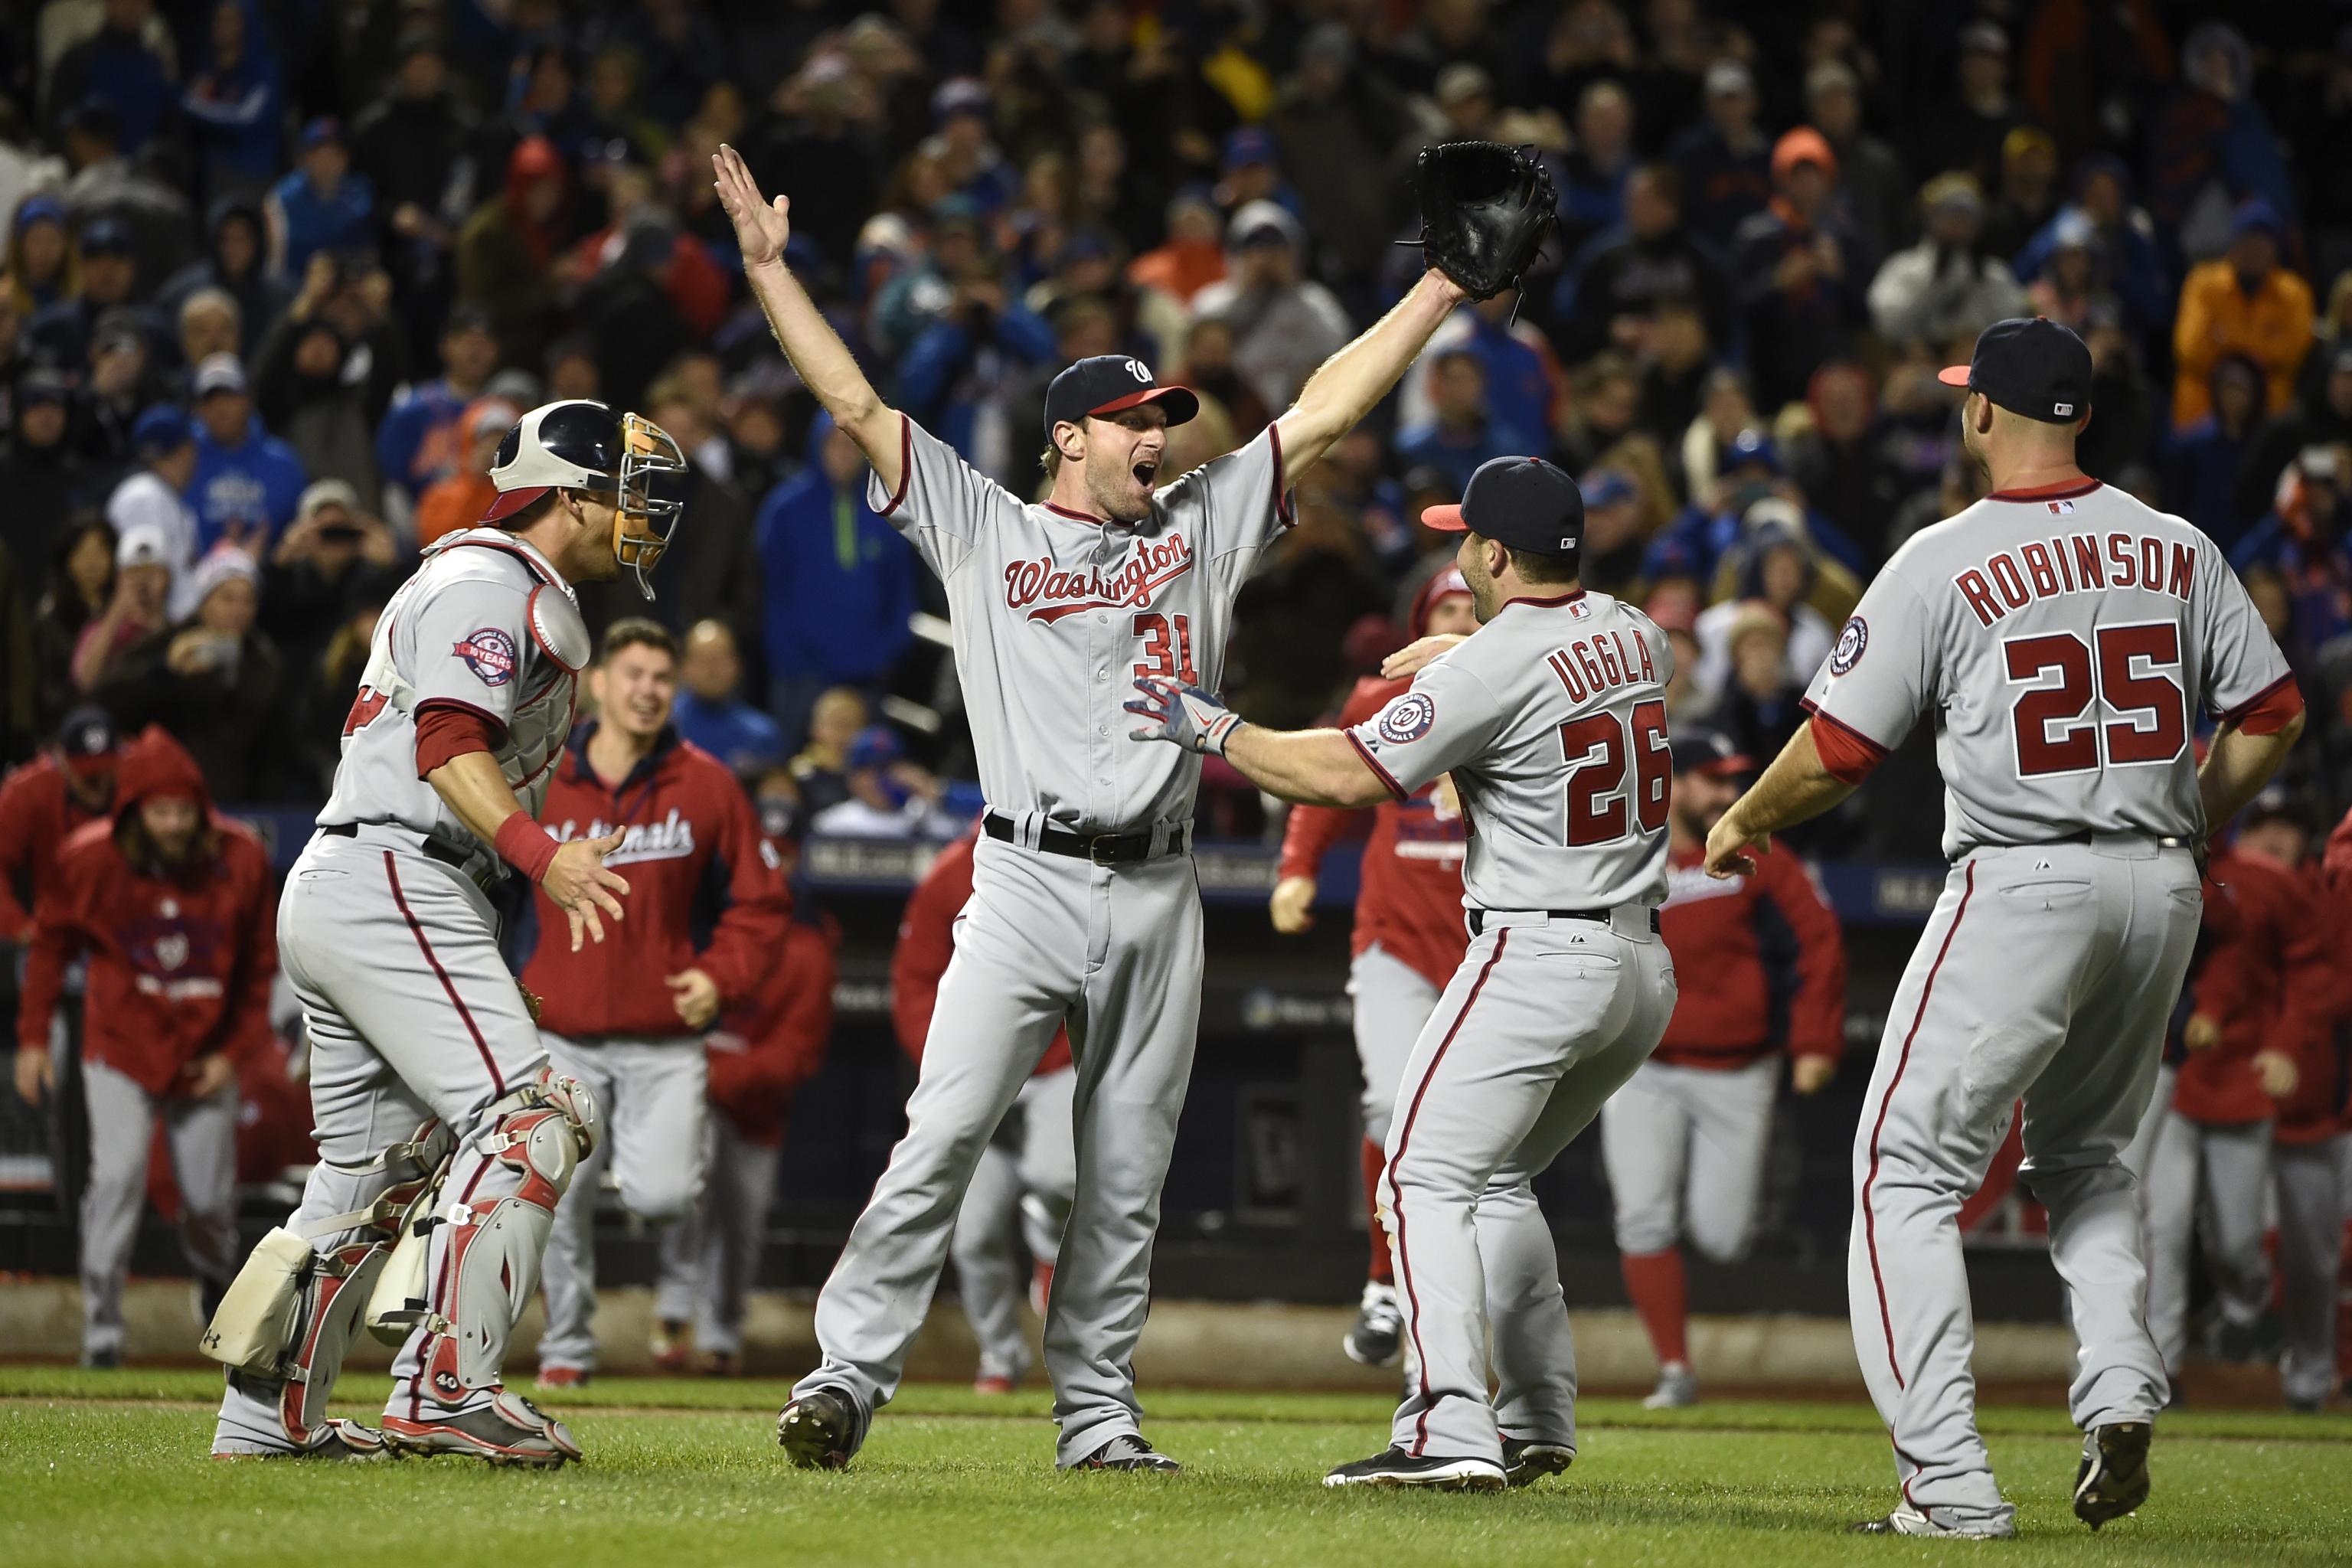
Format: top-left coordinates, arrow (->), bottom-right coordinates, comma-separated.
4,1368 -> 2348,1566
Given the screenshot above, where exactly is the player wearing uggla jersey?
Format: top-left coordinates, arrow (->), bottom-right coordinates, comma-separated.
712,145 -> 1479,1472
1704,319 -> 2305,1537
1133,456 -> 1678,1492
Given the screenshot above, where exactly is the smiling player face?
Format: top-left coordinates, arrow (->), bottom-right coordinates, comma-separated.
1074,405 -> 1171,523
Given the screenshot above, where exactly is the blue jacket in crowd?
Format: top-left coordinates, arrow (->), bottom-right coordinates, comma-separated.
755,414 -> 920,688
191,413 -> 309,549
271,166 -> 375,280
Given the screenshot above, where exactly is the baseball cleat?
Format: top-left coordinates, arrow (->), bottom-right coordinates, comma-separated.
1076,1434 -> 1181,1472
1324,1447 -> 1505,1491
1642,1362 -> 1698,1410
534,1364 -> 590,1391
1849,1506 -> 2014,1539
1499,1436 -> 1574,1487
699,1350 -> 740,1378
973,1374 -> 1017,1396
383,1389 -> 582,1467
650,1317 -> 691,1375
1343,1282 -> 1404,1367
213,1418 -> 397,1462
778,1387 -> 858,1471
2072,1421 -> 2151,1530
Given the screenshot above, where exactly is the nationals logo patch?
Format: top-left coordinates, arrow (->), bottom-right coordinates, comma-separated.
1377,692 -> 1436,743
1829,616 -> 1867,675
453,626 -> 519,685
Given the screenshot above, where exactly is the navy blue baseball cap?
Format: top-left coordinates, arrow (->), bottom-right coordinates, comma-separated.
1042,355 -> 1199,441
1670,728 -> 1752,778
1421,456 -> 1584,557
132,403 -> 193,453
1939,317 -> 2092,424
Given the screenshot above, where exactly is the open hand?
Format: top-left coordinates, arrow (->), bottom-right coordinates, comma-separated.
1125,676 -> 1243,756
712,143 -> 791,266
545,830 -> 631,951
1381,633 -> 1465,681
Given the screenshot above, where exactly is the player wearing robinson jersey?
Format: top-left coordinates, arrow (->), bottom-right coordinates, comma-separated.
204,400 -> 688,1465
712,145 -> 1477,1472
1704,319 -> 2306,1538
1132,456 -> 1678,1491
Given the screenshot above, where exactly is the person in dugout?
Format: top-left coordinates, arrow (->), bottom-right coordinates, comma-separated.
1269,567 -> 1479,1370
11,728 -> 277,1367
650,792 -> 838,1377
1602,727 -> 1847,1409
889,827 -> 1076,1393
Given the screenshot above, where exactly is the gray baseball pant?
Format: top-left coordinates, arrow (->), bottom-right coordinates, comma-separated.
1850,840 -> 2197,1536
952,1065 -> 1077,1383
78,1060 -> 239,1363
2141,1109 -> 2273,1374
537,1034 -> 710,1374
1601,1055 -> 1778,1260
1381,908 -> 1677,1464
1351,944 -> 1439,1147
2274,1134 -> 2347,1407
653,1116 -> 777,1358
791,836 -> 1201,1466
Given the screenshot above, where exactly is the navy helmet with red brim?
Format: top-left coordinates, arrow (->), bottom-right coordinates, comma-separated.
1043,354 -> 1199,439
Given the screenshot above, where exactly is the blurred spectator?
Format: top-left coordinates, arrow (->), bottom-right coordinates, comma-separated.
57,100 -> 192,274
887,203 -> 1054,473
458,136 -> 573,368
928,78 -> 1014,216
155,196 -> 287,357
174,288 -> 240,375
675,619 -> 784,778
1694,519 -> 1836,698
103,406 -> 198,603
374,305 -> 501,514
1396,348 -> 1537,495
1554,164 -> 1733,364
2171,200 -> 2313,428
1867,175 -> 2028,348
1805,60 -> 1909,281
188,354 -> 305,553
259,479 -> 399,679
25,216 -> 156,372
755,411 -> 919,752
47,2 -> 177,154
31,520 -> 116,733
1129,187 -> 1227,350
1787,361 -> 1907,564
1702,599 -> 1807,768
1576,468 -> 1648,599
1667,61 -> 1770,249
789,687 -> 870,820
578,215 -> 696,412
2020,211 -> 2105,335
1272,26 -> 1411,283
179,0 -> 285,198
266,120 -> 374,283
2231,446 -> 2352,649
94,550 -> 280,801
71,523 -> 172,698
2076,314 -> 2163,487
636,384 -> 758,639
1733,127 -> 1860,411
2012,155 -> 2171,351
1557,81 -> 1637,255
1648,594 -> 1712,721
2162,355 -> 2265,544
72,305 -> 173,466
411,398 -> 516,548
1402,292 -> 1560,450
1171,315 -> 1271,439
6,196 -> 77,318
1981,127 -> 2063,263
1921,22 -> 2030,189
2238,341 -> 2352,529
278,560 -> 396,801
808,724 -> 954,838
1191,201 -> 1351,415
2145,23 -> 2297,266
1,372 -> 98,606
0,704 -> 122,947
251,311 -> 389,511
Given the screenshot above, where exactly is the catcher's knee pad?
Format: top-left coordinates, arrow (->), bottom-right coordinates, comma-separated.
203,1122 -> 452,1444
417,1071 -> 597,1404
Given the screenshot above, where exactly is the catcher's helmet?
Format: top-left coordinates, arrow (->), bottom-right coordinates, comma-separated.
482,398 -> 686,599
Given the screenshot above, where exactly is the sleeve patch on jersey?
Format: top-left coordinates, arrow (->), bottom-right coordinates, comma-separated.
1377,691 -> 1436,743
452,626 -> 519,685
1828,616 -> 1868,676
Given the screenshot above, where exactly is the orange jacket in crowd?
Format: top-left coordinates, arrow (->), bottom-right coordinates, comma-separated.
2171,259 -> 2314,426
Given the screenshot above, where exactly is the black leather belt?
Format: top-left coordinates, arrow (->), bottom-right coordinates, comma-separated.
1469,906 -> 1660,936
982,812 -> 1189,865
322,821 -> 472,869
1967,831 -> 2189,861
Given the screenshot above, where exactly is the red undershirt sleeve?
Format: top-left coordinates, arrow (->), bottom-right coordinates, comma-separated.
413,701 -> 508,779
1806,710 -> 1887,786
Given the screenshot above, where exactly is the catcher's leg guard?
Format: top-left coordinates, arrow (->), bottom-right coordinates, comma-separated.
204,1122 -> 452,1449
412,1071 -> 598,1405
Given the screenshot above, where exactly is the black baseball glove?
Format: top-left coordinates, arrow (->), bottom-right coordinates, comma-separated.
1409,142 -> 1557,302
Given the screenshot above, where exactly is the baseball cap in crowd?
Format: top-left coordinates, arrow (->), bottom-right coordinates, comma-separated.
189,547 -> 260,610
1434,62 -> 1493,109
2239,786 -> 2311,835
1222,126 -> 1277,174
193,352 -> 248,397
930,77 -> 990,124
1960,21 -> 2010,56
19,367 -> 69,407
1724,427 -> 1780,474
132,403 -> 193,454
1228,198 -> 1302,251
1671,729 -> 1752,779
300,117 -> 345,152
1704,60 -> 1756,99
444,302 -> 496,340
80,215 -> 135,256
298,477 -> 361,520
1581,468 -> 1638,510
1938,317 -> 2093,424
1042,355 -> 1199,441
1420,455 -> 1585,558
93,306 -> 147,354
2230,198 -> 2284,243
116,522 -> 174,570
56,704 -> 119,769
1920,171 -> 1984,220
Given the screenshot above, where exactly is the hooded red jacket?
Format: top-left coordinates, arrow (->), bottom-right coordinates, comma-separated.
17,730 -> 276,1095
893,831 -> 1072,1073
1653,841 -> 1847,1067
521,724 -> 792,1040
707,913 -> 839,1146
0,753 -> 115,943
2175,847 -> 2333,1126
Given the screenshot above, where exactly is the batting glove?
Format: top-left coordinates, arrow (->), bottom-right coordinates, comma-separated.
1125,676 -> 1244,756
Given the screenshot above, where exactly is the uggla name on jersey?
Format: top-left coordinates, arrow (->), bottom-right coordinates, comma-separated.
1004,532 -> 1193,622
549,808 -> 697,864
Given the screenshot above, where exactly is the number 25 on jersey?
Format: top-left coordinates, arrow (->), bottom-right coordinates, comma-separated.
2004,622 -> 2187,778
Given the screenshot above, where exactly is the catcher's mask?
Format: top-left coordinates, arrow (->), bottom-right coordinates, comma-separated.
485,400 -> 688,599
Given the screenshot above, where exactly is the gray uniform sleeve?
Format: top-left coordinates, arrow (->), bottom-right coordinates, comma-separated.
2193,542 -> 2295,720
1802,567 -> 1939,752
865,414 -> 1014,577
1346,658 -> 1508,800
404,574 -> 533,730
1158,423 -> 1294,564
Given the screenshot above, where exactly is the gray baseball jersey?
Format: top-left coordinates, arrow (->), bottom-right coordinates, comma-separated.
1804,482 -> 2290,857
1348,590 -> 1675,911
320,529 -> 588,876
873,413 -> 1290,832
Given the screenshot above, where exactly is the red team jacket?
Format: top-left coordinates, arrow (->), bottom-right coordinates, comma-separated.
706,913 -> 839,1146
2270,862 -> 2352,1145
0,753 -> 114,942
2174,846 -> 2334,1127
1654,843 -> 1847,1068
893,831 -> 1072,1073
521,724 -> 791,1039
18,732 -> 276,1094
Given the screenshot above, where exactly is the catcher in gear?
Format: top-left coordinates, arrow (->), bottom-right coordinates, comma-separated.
1407,142 -> 1558,307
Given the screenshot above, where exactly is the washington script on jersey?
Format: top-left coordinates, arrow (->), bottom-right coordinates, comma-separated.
1954,530 -> 2197,628
548,808 -> 697,864
1004,532 -> 1194,623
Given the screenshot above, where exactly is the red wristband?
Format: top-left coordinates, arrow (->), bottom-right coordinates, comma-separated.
494,812 -> 561,883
